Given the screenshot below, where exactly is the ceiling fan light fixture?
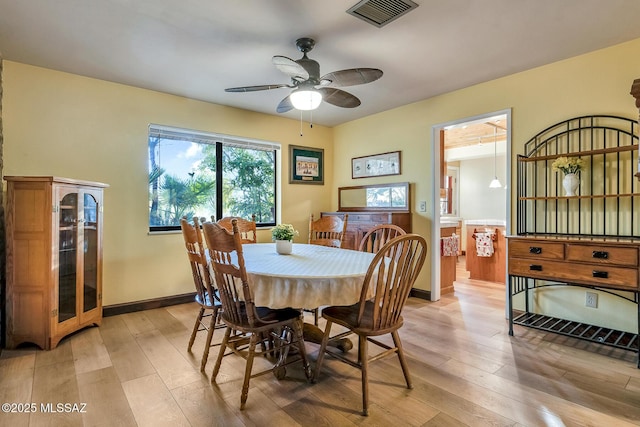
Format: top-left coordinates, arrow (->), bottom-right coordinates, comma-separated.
290,88 -> 322,111
226,38 -> 381,114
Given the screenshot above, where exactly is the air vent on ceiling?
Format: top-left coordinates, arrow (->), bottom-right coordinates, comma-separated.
347,0 -> 419,28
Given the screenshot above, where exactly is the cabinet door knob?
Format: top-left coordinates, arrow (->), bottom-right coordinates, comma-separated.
592,251 -> 608,259
592,270 -> 609,279
529,264 -> 543,271
529,247 -> 542,254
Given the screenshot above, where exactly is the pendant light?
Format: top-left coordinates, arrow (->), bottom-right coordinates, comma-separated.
489,128 -> 502,188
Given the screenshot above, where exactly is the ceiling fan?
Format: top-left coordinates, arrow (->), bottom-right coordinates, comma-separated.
224,37 -> 383,113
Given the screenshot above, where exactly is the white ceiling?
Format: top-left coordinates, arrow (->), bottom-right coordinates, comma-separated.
1,0 -> 640,127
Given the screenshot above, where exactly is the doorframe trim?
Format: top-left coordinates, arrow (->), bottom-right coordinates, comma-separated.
430,108 -> 512,301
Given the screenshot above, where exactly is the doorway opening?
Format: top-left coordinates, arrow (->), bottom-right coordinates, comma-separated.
430,109 -> 511,301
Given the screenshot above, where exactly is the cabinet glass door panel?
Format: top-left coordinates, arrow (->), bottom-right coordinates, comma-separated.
83,193 -> 99,312
59,192 -> 78,323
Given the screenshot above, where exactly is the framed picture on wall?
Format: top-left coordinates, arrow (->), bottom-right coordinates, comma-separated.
289,145 -> 324,185
352,151 -> 401,179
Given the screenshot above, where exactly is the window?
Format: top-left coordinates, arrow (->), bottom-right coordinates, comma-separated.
148,124 -> 279,231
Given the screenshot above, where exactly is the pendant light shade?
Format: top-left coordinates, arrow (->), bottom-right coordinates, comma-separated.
290,88 -> 322,111
489,128 -> 502,188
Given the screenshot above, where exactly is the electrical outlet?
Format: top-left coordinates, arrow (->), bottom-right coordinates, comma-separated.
585,291 -> 598,308
419,201 -> 426,212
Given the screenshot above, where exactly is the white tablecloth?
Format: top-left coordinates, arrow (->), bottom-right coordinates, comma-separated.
240,243 -> 376,309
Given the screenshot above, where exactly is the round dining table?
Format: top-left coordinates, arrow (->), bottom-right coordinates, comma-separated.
240,242 -> 376,309
240,243 -> 377,352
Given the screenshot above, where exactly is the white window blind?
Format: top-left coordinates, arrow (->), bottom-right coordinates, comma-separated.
148,124 -> 281,152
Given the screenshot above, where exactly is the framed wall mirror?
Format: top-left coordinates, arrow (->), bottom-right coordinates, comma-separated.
338,182 -> 410,212
440,165 -> 459,217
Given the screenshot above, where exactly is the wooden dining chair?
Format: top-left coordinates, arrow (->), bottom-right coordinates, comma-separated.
202,219 -> 311,410
308,214 -> 348,248
306,213 -> 350,324
358,224 -> 406,253
217,214 -> 257,244
180,217 -> 224,372
313,233 -> 428,416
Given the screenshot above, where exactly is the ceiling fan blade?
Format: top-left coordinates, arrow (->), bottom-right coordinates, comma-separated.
276,95 -> 294,113
320,68 -> 383,87
225,84 -> 290,93
273,55 -> 309,80
317,87 -> 361,108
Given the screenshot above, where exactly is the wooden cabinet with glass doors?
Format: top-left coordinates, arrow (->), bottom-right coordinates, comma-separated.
5,176 -> 108,350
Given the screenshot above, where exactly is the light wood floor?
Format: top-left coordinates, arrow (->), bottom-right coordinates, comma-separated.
2,262 -> 640,426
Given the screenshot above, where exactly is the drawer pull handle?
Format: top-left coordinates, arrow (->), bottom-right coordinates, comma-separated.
592,251 -> 609,259
529,247 -> 542,254
529,265 -> 543,271
592,271 -> 609,279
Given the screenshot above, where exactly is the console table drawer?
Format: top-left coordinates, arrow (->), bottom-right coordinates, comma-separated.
509,258 -> 639,290
508,240 -> 564,260
348,213 -> 390,223
566,244 -> 639,267
567,265 -> 638,290
508,258 -> 560,281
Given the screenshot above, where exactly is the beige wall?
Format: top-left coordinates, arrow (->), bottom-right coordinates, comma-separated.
2,61 -> 334,305
4,37 -> 640,331
458,154 -> 507,221
333,38 -> 640,331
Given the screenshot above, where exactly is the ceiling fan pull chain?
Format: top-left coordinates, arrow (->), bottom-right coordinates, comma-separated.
300,110 -> 303,137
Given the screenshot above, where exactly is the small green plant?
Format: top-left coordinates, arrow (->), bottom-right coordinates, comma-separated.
271,223 -> 298,241
551,156 -> 585,174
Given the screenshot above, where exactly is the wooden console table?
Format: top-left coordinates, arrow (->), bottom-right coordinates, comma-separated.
321,211 -> 411,251
507,235 -> 640,367
323,181 -> 411,251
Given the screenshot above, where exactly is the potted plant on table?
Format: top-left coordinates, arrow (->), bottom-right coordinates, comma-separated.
551,156 -> 585,196
272,223 -> 298,255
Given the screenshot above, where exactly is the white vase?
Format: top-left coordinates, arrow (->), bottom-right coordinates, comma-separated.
562,173 -> 580,196
275,240 -> 293,255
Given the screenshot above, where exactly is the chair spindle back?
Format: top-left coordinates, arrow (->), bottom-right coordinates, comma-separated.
308,214 -> 348,248
202,220 -> 264,328
217,214 -> 257,244
359,234 -> 427,330
180,217 -> 216,306
358,224 -> 406,253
